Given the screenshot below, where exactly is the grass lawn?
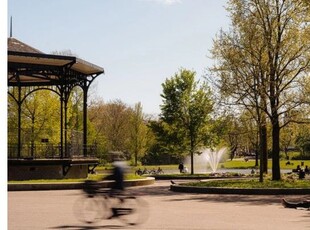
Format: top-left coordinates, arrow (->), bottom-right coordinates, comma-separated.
9,159 -> 310,186
219,159 -> 310,170
183,177 -> 310,189
8,173 -> 143,184
95,159 -> 310,172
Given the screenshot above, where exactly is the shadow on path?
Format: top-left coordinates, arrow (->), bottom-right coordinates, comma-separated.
50,224 -> 124,230
130,180 -> 310,207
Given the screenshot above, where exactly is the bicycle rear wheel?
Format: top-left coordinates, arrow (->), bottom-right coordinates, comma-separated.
117,196 -> 149,226
73,195 -> 106,224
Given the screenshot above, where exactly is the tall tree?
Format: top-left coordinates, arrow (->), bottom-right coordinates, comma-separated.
159,69 -> 214,174
211,0 -> 310,180
128,102 -> 149,166
91,99 -> 131,153
88,99 -> 154,164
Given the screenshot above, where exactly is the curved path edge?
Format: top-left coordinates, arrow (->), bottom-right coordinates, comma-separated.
170,184 -> 310,195
8,177 -> 155,191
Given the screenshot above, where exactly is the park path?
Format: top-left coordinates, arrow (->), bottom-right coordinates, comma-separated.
8,180 -> 310,230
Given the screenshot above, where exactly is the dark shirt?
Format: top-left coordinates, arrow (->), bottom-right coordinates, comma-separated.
112,165 -> 124,190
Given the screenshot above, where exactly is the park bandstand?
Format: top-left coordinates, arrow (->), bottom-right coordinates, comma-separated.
8,37 -> 104,180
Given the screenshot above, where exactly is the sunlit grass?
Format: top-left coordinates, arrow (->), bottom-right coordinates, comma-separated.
155,172 -> 246,178
184,179 -> 310,189
219,159 -> 310,170
183,174 -> 310,189
8,173 -> 143,184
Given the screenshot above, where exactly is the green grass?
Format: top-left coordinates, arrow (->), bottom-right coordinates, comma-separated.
183,174 -> 310,189
219,160 -> 257,169
96,159 -> 310,172
9,159 -> 310,184
218,159 -> 310,170
155,172 -> 246,178
8,173 -> 143,184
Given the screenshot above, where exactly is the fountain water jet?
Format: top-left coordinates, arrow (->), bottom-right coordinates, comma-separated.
184,148 -> 227,173
204,148 -> 226,173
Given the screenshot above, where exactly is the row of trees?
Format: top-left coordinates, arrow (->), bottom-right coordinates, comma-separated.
8,67 -> 310,175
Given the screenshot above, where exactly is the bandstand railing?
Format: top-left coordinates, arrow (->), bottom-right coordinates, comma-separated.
8,144 -> 97,159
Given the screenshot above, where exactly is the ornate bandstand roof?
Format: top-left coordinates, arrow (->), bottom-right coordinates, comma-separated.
8,37 -> 104,87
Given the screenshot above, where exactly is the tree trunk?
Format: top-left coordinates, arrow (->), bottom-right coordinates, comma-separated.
190,150 -> 194,175
272,120 -> 281,180
135,151 -> 138,166
261,123 -> 268,174
255,149 -> 259,167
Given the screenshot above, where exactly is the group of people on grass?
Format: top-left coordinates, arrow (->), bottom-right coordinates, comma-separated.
293,164 -> 309,179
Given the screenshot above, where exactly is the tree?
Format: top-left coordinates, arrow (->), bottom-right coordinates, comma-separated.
159,69 -> 214,174
88,99 -> 131,154
209,0 -> 270,178
128,102 -> 149,166
88,99 -> 155,164
210,0 -> 310,180
249,0 -> 309,180
8,89 -> 60,157
295,124 -> 310,157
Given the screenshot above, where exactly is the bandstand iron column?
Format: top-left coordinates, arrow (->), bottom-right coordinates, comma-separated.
81,75 -> 98,157
83,85 -> 88,157
17,78 -> 22,158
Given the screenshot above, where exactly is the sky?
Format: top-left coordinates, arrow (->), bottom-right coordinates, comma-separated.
6,0 -> 230,116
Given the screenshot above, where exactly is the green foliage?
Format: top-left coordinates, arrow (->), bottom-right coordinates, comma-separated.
8,89 -> 61,147
156,69 -> 214,173
295,126 -> 310,156
88,99 -> 156,164
127,102 -> 150,166
210,0 -> 310,180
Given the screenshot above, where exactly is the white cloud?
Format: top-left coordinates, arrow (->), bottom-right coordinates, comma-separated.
143,0 -> 182,5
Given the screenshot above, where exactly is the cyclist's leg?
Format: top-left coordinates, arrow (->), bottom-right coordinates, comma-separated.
117,195 -> 149,225
107,189 -> 124,218
73,195 -> 105,223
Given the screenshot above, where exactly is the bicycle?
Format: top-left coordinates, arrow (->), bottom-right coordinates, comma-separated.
73,180 -> 149,226
135,167 -> 164,176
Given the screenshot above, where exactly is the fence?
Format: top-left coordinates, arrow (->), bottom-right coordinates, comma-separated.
8,144 -> 97,159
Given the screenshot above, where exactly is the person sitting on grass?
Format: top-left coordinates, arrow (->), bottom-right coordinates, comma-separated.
282,199 -> 310,209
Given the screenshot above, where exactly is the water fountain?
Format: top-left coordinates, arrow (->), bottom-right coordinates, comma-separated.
184,147 -> 227,173
204,148 -> 226,173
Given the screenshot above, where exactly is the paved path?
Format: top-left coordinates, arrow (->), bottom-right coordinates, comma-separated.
8,180 -> 310,230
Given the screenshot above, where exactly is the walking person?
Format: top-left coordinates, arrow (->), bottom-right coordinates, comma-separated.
178,162 -> 184,173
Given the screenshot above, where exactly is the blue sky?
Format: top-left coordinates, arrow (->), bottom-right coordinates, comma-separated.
6,0 -> 230,115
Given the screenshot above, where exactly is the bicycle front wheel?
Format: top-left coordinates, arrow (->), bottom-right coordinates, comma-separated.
118,196 -> 149,226
73,195 -> 106,224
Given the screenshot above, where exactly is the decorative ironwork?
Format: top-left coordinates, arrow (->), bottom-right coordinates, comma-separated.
8,38 -> 104,159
